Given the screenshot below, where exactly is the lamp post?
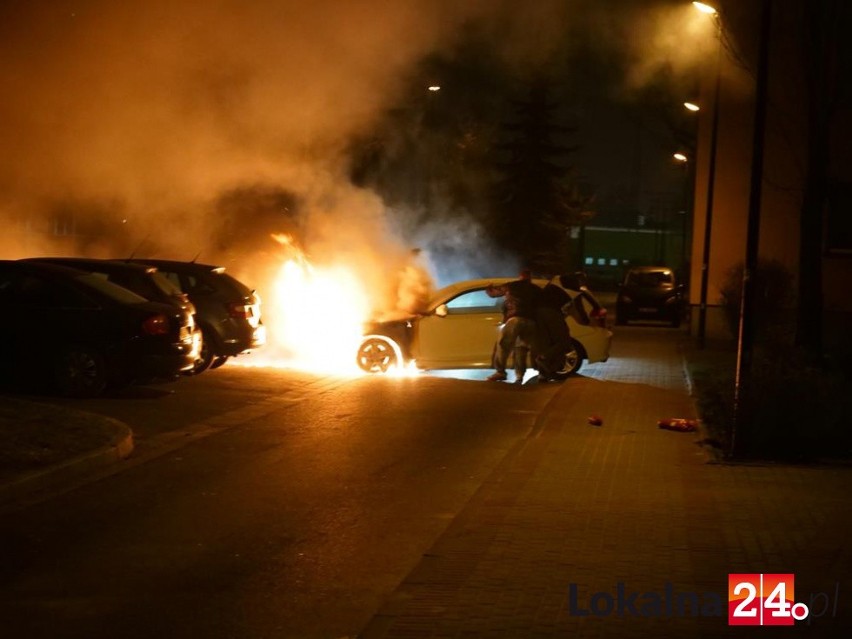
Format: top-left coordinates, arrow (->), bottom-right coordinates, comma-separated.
693,1 -> 723,349
732,0 -> 773,457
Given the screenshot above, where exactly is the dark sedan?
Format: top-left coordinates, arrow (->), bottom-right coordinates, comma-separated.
0,261 -> 199,397
615,266 -> 684,327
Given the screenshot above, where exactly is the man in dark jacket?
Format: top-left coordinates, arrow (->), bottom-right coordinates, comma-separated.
533,278 -> 572,380
485,270 -> 541,383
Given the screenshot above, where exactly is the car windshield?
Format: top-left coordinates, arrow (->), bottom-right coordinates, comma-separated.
627,271 -> 672,287
74,272 -> 149,304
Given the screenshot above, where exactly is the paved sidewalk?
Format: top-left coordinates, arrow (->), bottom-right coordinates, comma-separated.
361,328 -> 851,637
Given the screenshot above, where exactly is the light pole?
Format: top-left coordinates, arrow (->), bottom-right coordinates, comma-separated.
692,1 -> 723,349
732,0 -> 773,457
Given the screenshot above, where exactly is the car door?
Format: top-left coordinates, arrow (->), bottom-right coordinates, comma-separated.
415,288 -> 503,368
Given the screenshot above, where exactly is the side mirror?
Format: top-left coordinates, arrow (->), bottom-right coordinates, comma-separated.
434,304 -> 448,317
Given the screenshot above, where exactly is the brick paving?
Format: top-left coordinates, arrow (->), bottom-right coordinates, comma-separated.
360,327 -> 852,638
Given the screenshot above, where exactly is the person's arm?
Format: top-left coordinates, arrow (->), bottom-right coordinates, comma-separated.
485,283 -> 507,298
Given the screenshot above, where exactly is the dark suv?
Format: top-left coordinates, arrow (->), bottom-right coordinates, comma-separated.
0,261 -> 198,396
130,259 -> 265,372
616,266 -> 684,327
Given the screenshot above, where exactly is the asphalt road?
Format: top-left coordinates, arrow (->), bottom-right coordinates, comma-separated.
0,364 -> 564,638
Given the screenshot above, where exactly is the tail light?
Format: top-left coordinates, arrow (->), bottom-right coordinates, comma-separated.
590,308 -> 607,327
227,302 -> 252,319
143,314 -> 170,336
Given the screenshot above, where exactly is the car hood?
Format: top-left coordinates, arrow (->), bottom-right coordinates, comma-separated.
364,313 -> 417,332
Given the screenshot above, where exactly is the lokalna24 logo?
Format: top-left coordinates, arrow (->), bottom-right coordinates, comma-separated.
568,575 -> 841,626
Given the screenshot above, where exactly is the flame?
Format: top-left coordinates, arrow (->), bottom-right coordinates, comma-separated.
259,234 -> 372,374
233,233 -> 430,377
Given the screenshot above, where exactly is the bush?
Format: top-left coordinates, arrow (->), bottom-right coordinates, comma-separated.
734,348 -> 852,460
688,345 -> 852,461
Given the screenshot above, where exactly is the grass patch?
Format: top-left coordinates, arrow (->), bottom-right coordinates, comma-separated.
0,396 -> 120,483
683,340 -> 852,461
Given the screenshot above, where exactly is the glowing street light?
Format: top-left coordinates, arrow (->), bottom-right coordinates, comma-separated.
673,152 -> 689,163
692,0 -> 723,349
427,85 -> 441,92
692,1 -> 718,15
684,102 -> 701,112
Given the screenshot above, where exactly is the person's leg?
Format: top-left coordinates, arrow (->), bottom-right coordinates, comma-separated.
540,309 -> 571,377
488,318 -> 518,381
513,318 -> 536,383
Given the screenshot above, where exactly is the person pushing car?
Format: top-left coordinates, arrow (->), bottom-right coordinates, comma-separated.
485,269 -> 541,383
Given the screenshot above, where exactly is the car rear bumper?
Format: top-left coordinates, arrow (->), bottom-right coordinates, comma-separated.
218,323 -> 266,356
120,338 -> 199,378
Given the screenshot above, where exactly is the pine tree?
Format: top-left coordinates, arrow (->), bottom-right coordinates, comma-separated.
492,80 -> 593,272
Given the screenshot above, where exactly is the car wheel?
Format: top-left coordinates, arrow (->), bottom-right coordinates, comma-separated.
553,339 -> 585,379
615,306 -> 628,325
209,355 -> 229,370
188,328 -> 215,374
55,346 -> 108,398
356,338 -> 397,373
670,314 -> 682,328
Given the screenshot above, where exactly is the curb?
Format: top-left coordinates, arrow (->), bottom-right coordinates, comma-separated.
0,415 -> 134,512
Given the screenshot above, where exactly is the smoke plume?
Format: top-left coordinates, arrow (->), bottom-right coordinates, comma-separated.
0,0 -> 724,311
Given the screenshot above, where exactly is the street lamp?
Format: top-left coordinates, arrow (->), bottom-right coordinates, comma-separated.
692,1 -> 718,15
693,0 -> 723,349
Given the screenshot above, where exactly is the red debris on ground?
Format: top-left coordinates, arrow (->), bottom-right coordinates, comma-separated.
657,418 -> 698,432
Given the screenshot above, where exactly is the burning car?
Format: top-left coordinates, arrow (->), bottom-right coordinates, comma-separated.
356,278 -> 612,377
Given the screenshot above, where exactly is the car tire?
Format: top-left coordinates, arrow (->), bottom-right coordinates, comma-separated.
670,314 -> 681,328
209,355 -> 229,370
553,339 -> 585,379
55,345 -> 108,398
189,328 -> 216,375
356,338 -> 397,373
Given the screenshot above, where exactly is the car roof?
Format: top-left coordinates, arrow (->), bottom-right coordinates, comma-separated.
129,259 -> 224,272
25,257 -> 159,274
3,259 -> 91,277
627,266 -> 672,273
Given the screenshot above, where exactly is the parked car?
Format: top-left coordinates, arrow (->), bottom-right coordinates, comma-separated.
24,257 -> 197,316
129,259 -> 266,372
0,260 -> 199,397
356,278 -> 612,377
616,266 -> 684,327
24,257 -> 202,371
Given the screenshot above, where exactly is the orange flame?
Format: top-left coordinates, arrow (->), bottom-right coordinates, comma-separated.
259,233 -> 372,373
